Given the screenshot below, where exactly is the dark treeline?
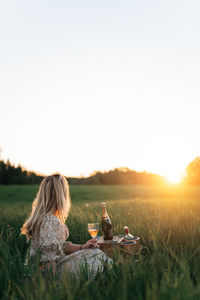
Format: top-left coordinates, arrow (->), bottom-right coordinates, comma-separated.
0,160 -> 165,185
1,157 -> 200,185
0,160 -> 43,184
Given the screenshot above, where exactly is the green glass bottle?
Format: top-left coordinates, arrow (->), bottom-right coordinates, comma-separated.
101,202 -> 113,240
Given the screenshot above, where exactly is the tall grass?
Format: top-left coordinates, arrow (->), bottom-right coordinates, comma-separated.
1,184 -> 200,299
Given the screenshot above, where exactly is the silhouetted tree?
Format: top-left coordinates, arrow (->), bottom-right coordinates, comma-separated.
0,160 -> 44,185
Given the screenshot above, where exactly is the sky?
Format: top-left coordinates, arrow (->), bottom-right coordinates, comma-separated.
0,0 -> 200,182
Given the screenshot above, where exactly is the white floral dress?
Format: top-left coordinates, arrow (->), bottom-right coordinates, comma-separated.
27,215 -> 112,278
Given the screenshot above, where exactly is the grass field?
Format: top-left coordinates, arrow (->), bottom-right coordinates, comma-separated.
1,184 -> 200,300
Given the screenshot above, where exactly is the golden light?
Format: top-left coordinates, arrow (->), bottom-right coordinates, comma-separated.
165,172 -> 182,184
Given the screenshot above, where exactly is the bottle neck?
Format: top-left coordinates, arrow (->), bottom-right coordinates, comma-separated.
102,206 -> 108,219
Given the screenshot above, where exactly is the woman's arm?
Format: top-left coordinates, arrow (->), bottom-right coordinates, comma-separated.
63,239 -> 99,254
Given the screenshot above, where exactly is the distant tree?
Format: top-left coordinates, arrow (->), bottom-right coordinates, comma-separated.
185,157 -> 200,184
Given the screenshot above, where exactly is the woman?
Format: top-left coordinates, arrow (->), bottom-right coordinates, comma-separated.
21,174 -> 112,278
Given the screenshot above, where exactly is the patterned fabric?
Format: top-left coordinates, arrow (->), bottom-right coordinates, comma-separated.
28,215 -> 66,263
58,248 -> 112,278
27,215 -> 112,278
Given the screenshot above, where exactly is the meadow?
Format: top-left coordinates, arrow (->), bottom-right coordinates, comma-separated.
1,184 -> 200,299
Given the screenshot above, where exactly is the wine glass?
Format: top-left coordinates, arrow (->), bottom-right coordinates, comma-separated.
88,223 -> 99,239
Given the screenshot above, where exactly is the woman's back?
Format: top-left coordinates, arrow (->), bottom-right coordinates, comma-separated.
28,215 -> 67,264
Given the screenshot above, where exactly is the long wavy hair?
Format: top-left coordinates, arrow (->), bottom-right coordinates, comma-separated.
21,174 -> 71,240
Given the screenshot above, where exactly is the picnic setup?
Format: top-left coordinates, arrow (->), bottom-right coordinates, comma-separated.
89,202 -> 142,259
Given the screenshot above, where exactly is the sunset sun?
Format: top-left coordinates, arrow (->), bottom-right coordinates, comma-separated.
165,173 -> 182,184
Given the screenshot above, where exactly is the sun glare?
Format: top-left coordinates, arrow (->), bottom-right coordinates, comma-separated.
165,173 -> 181,184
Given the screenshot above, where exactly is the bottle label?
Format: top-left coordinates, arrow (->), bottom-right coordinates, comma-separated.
102,217 -> 111,224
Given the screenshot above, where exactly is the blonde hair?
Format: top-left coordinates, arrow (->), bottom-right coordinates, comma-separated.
21,174 -> 71,240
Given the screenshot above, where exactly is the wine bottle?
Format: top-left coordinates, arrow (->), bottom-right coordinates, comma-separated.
101,202 -> 113,240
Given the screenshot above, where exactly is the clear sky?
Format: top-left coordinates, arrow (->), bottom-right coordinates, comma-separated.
0,0 -> 200,182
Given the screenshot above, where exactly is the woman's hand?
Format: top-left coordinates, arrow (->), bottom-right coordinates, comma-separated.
63,239 -> 99,254
82,239 -> 99,250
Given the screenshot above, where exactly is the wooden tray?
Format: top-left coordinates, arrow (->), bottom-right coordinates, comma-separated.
97,235 -> 142,259
97,236 -> 124,258
97,235 -> 124,245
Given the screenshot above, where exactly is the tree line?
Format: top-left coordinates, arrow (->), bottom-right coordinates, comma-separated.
68,168 -> 166,185
1,157 -> 200,185
0,160 -> 43,184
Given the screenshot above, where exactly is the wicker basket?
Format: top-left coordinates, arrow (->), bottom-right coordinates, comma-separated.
124,236 -> 141,251
120,240 -> 137,257
97,235 -> 142,259
97,236 -> 124,258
